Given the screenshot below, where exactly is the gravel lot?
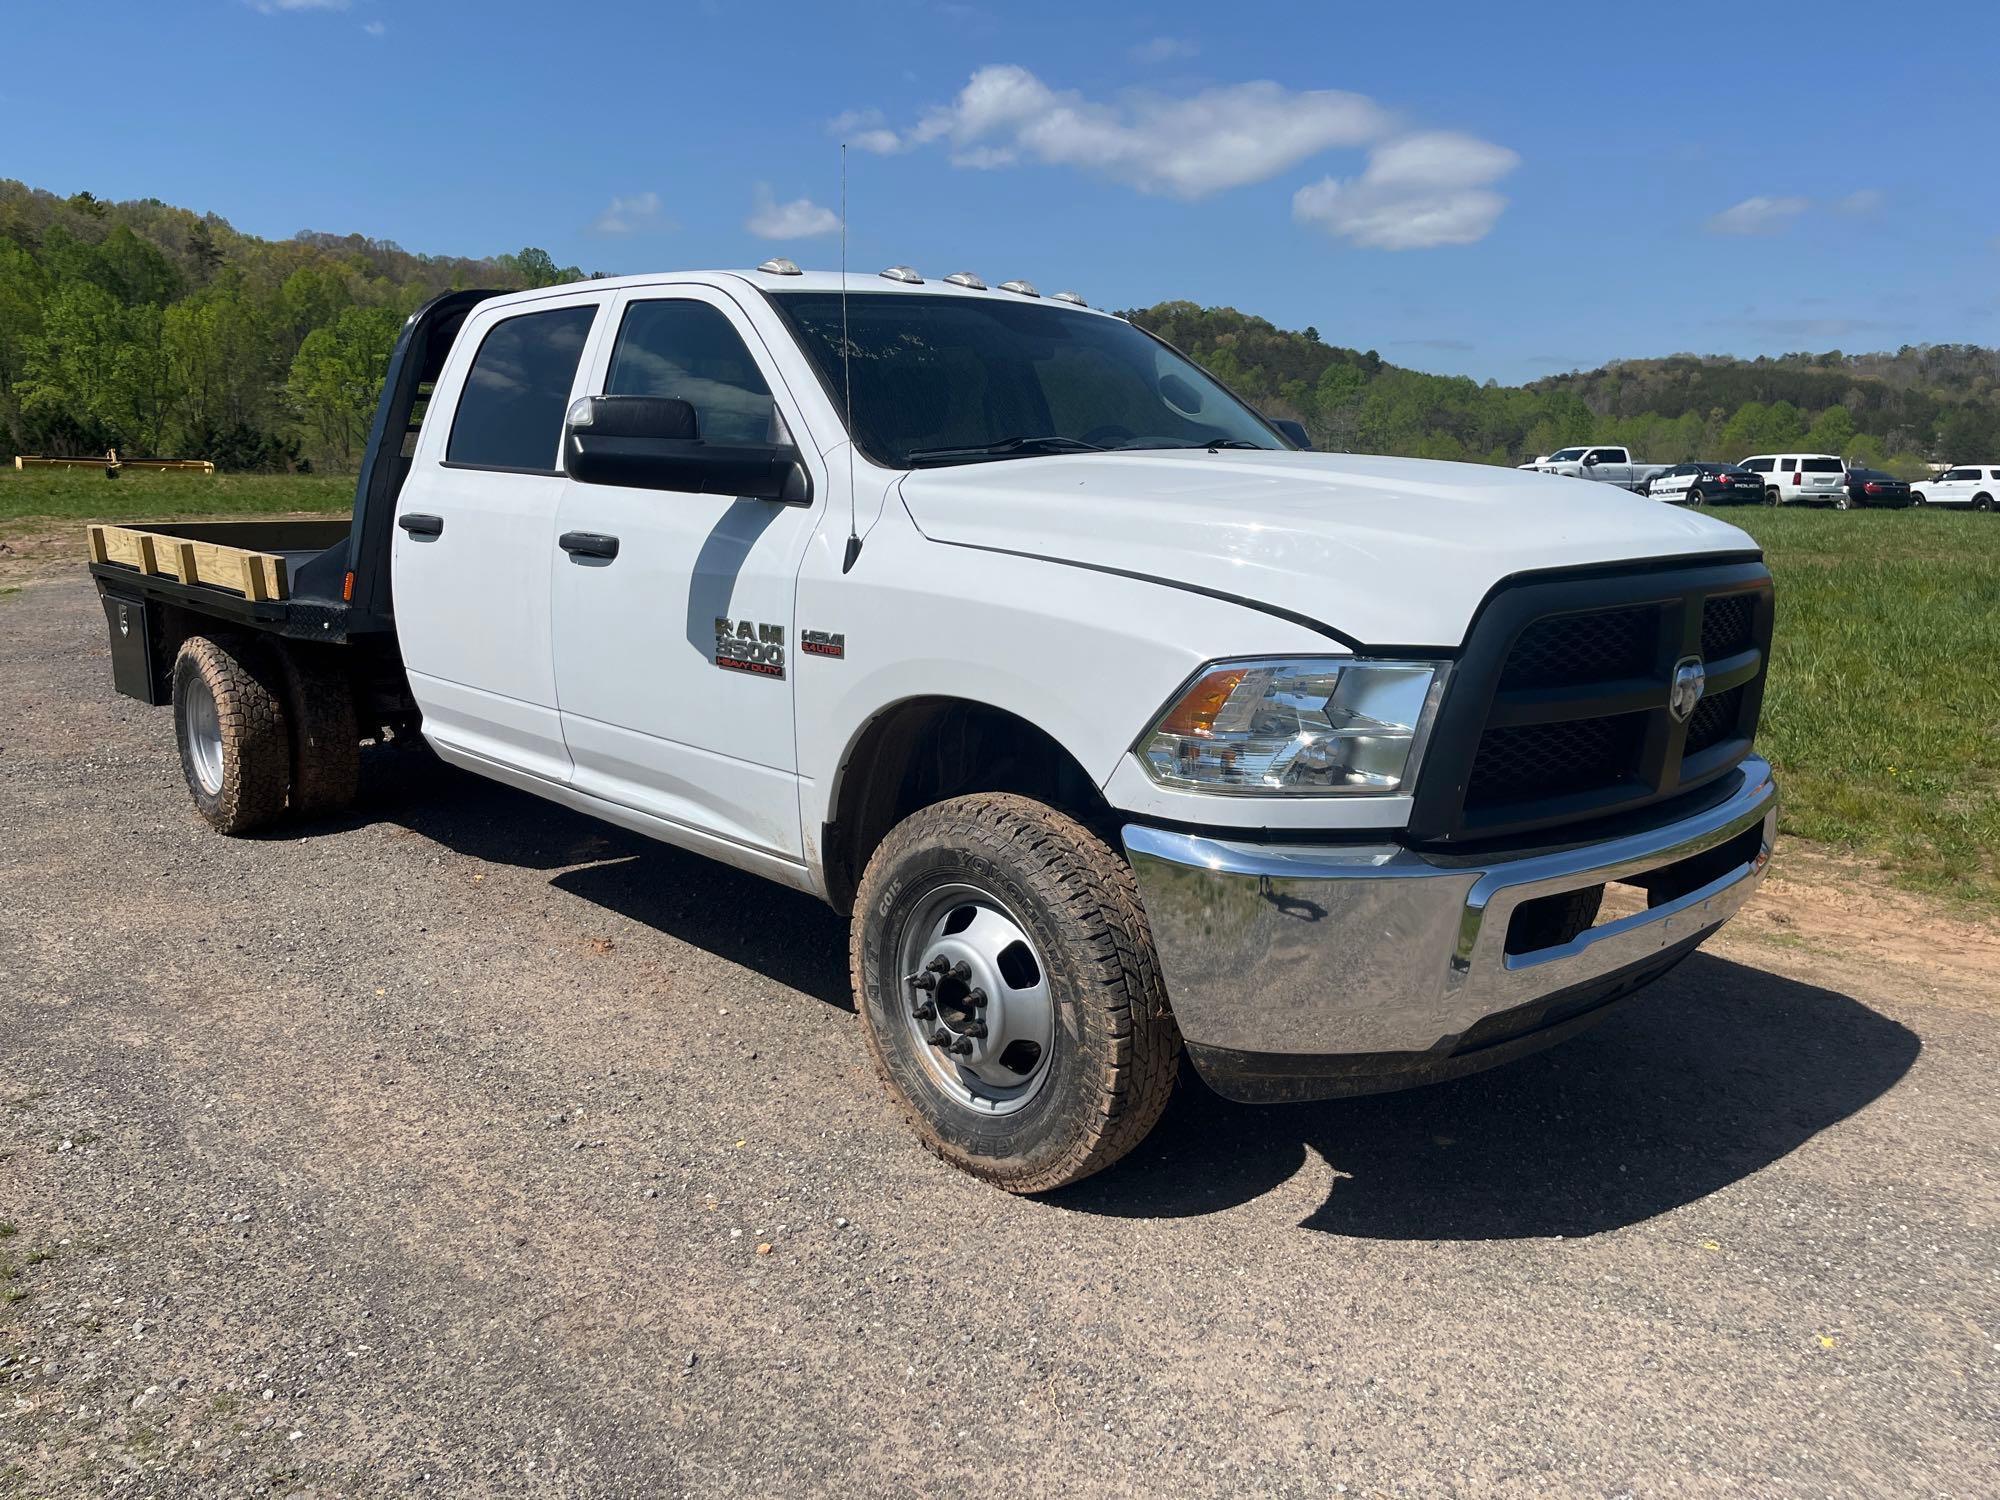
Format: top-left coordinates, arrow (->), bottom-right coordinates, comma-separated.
4,574 -> 1997,1498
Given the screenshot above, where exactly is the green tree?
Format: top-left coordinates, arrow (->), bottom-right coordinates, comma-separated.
285,305 -> 402,467
1805,404 -> 1857,455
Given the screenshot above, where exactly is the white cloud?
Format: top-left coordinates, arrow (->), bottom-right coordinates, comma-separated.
246,0 -> 347,10
588,191 -> 667,237
829,109 -> 909,156
1706,196 -> 1810,235
362,19 -> 384,36
847,64 -> 1390,198
1131,36 -> 1198,64
1292,132 -> 1519,249
1833,188 -> 1884,217
745,185 -> 840,239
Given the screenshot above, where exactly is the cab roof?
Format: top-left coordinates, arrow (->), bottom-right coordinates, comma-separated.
478,269 -> 1120,318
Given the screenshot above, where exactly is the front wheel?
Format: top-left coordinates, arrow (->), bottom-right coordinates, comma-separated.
1686,486 -> 1707,507
1764,487 -> 1782,506
850,793 -> 1180,1193
1911,491 -> 1928,507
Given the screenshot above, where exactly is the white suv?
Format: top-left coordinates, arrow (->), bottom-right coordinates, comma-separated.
1736,454 -> 1846,505
1911,465 -> 2000,511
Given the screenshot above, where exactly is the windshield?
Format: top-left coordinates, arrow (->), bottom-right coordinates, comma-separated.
769,291 -> 1285,468
1548,447 -> 1588,461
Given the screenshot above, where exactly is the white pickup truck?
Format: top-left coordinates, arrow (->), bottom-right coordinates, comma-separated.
86,266 -> 1778,1192
1519,445 -> 1674,493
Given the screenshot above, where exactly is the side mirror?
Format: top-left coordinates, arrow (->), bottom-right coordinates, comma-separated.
1268,417 -> 1312,450
563,395 -> 812,503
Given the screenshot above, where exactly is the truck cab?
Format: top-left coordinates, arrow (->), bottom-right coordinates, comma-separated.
89,267 -> 1779,1193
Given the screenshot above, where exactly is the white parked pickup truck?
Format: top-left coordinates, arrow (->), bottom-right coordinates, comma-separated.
1519,445 -> 1674,492
86,267 -> 1779,1192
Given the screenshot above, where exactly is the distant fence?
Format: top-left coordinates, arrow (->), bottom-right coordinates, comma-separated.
14,455 -> 216,474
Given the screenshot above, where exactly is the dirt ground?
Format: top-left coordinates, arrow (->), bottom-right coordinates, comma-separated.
3,572 -> 1996,1498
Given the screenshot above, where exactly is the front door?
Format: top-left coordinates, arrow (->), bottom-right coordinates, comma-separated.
393,295 -> 605,782
549,287 -> 826,860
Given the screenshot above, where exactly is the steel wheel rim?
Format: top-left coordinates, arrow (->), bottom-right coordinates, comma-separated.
895,881 -> 1055,1117
182,674 -> 225,796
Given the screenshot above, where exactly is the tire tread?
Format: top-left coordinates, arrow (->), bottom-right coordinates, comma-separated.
850,793 -> 1180,1193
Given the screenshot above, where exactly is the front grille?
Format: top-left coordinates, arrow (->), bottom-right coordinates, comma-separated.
1408,563 -> 1773,844
1466,714 -> 1644,809
1500,607 -> 1654,689
1701,594 -> 1755,658
1684,684 -> 1744,755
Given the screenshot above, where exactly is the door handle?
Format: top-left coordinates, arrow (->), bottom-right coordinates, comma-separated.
398,513 -> 444,538
559,531 -> 620,560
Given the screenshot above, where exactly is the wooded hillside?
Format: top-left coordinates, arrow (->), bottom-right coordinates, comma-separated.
1126,303 -> 2000,475
5,179 -> 1995,475
0,181 -> 585,472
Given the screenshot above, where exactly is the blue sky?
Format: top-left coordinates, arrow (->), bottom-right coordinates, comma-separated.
9,0 -> 1997,382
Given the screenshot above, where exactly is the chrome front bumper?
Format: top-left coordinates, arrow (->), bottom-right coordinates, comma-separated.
1123,758 -> 1777,1099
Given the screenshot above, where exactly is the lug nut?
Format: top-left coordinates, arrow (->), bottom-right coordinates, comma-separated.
925,956 -> 951,975
947,1038 -> 974,1056
948,961 -> 972,983
929,1028 -> 951,1049
962,1021 -> 988,1039
912,1002 -> 936,1021
965,987 -> 987,1009
909,972 -> 938,993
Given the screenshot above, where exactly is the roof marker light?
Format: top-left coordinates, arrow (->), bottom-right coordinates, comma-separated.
756,257 -> 802,276
943,271 -> 987,289
1051,290 -> 1087,307
998,279 -> 1040,297
879,265 -> 924,284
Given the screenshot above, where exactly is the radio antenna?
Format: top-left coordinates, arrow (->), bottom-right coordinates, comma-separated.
840,143 -> 862,574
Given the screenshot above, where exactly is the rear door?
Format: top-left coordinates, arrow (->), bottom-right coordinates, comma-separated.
394,294 -> 606,781
1799,456 -> 1844,499
1654,464 -> 1690,501
548,285 -> 826,860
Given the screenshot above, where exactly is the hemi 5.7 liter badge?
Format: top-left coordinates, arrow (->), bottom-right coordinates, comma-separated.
801,629 -> 845,659
715,618 -> 785,678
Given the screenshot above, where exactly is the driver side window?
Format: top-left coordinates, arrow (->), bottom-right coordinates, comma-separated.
605,299 -> 782,445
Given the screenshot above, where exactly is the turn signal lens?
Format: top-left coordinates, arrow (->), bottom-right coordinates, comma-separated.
1138,657 -> 1447,796
1154,666 -> 1252,738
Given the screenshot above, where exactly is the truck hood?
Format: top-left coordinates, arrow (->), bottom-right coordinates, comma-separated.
898,450 -> 1755,647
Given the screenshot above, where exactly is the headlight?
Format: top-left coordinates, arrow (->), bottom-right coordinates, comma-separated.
1137,657 -> 1448,796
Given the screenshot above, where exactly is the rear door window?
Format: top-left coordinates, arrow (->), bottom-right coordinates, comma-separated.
1801,458 -> 1843,473
447,304 -> 599,471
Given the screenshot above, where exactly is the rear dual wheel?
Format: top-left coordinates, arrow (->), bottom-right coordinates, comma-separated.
171,634 -> 361,834
851,793 -> 1181,1193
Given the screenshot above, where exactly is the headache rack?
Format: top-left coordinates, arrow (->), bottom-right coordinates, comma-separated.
1406,558 -> 1773,845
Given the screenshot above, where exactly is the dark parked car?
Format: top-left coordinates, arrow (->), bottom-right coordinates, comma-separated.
1841,467 -> 1912,509
1645,462 -> 1760,505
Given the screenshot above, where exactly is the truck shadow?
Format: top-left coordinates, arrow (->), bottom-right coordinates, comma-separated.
360,750 -> 853,1009
352,756 -> 1919,1237
1053,954 -> 1921,1239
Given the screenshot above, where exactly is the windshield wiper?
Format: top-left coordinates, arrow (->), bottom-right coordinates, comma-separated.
904,434 -> 1109,465
1124,438 -> 1271,452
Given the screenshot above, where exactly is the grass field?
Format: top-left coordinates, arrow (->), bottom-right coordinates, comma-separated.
0,466 -> 352,525
5,470 -> 1995,907
1731,505 -> 2000,908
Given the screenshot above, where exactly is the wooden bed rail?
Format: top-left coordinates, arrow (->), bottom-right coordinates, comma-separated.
87,524 -> 290,601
